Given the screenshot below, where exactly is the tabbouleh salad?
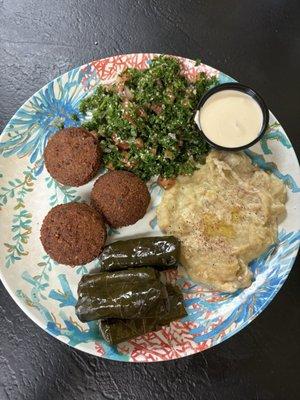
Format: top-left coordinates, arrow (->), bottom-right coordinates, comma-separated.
79,56 -> 218,182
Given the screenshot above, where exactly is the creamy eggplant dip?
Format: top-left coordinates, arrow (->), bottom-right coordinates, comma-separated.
157,151 -> 287,292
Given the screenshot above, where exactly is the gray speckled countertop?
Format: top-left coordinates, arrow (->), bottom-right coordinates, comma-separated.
0,1 -> 299,399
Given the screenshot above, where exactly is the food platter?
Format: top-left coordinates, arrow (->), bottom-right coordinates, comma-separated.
0,53 -> 299,362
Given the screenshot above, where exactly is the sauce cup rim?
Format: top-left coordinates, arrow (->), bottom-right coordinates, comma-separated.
195,82 -> 269,151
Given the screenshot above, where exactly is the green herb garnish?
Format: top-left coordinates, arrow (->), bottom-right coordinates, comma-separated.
79,55 -> 217,180
71,113 -> 80,122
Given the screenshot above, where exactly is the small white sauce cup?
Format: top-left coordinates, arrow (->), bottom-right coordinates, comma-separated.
194,83 -> 269,151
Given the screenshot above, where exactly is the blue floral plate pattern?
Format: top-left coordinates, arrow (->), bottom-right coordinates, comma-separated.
0,54 -> 299,362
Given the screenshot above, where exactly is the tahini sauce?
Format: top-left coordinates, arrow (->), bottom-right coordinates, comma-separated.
199,90 -> 263,148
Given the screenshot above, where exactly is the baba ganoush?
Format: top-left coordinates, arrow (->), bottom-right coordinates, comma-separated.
157,151 -> 287,292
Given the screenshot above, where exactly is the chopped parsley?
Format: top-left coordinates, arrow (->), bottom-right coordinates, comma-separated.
71,113 -> 80,122
79,55 -> 218,181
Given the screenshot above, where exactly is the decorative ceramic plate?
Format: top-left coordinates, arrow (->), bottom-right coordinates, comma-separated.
0,54 -> 299,362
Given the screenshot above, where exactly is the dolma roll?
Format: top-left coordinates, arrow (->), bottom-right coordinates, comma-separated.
99,236 -> 180,272
77,267 -> 159,295
75,267 -> 168,322
99,284 -> 187,345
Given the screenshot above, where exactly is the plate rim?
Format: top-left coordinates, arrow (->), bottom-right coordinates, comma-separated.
0,52 -> 300,362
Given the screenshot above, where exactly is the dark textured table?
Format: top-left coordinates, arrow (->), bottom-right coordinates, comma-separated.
0,1 -> 299,399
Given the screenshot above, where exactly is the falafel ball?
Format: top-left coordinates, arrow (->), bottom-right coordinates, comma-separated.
44,127 -> 102,186
40,203 -> 107,266
91,171 -> 150,228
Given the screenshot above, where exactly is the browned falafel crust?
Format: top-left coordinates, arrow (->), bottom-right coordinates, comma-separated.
44,127 -> 102,186
40,203 -> 107,266
91,171 -> 150,228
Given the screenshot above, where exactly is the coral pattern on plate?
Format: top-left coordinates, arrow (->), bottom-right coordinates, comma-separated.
0,53 -> 299,362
